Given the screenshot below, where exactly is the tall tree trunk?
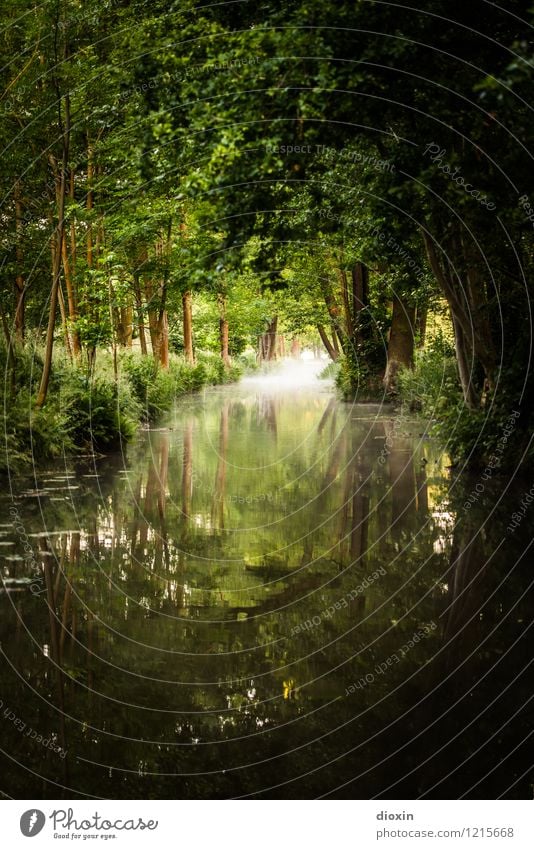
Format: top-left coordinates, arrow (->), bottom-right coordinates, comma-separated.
57,281 -> 73,362
158,310 -> 169,368
338,267 -> 353,339
133,271 -> 147,355
351,261 -> 370,341
451,311 -> 479,410
153,219 -> 172,369
36,78 -> 70,407
86,137 -> 94,268
415,305 -> 427,347
182,290 -> 194,364
145,279 -> 158,356
14,180 -> 25,343
60,229 -> 81,355
317,324 -> 339,361
116,305 -> 133,347
321,276 -> 346,353
218,294 -> 230,366
259,315 -> 278,361
383,292 -> 416,393
84,139 -> 97,369
422,229 -> 481,409
331,322 -> 340,356
66,166 -> 80,355
148,298 -> 169,368
464,243 -> 496,398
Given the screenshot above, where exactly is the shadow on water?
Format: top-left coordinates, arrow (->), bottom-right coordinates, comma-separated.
0,362 -> 533,798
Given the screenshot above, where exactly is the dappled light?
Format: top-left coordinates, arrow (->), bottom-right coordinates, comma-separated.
1,0 -> 533,810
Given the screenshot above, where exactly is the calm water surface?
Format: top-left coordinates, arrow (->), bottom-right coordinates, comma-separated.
1,364 -> 533,798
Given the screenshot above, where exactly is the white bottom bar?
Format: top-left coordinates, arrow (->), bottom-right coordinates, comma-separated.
2,800 -> 533,848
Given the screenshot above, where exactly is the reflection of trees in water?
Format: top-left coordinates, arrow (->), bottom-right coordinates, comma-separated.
11,398 -> 527,798
181,420 -> 193,523
211,402 -> 229,530
254,395 -> 278,437
384,422 -> 417,543
386,491 -> 534,800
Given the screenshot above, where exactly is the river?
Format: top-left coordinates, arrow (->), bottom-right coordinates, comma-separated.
1,362 -> 533,798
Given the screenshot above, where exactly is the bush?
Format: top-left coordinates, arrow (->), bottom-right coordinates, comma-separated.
0,343 -> 242,472
1,393 -> 71,472
335,355 -> 384,401
396,332 -> 492,463
318,361 -> 339,380
121,353 -> 175,421
59,368 -> 139,451
237,350 -> 260,374
397,332 -> 458,414
121,350 -> 242,422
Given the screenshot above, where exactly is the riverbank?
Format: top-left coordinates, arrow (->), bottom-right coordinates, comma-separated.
1,344 -> 242,473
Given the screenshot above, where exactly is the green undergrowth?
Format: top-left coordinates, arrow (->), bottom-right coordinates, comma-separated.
396,333 -> 531,468
334,356 -> 384,401
1,344 -> 242,472
318,361 -> 339,380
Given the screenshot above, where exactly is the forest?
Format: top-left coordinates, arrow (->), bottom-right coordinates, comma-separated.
1,0 -> 533,471
1,0 -> 534,804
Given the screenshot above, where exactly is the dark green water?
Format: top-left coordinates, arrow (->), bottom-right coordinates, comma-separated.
1,365 -> 533,798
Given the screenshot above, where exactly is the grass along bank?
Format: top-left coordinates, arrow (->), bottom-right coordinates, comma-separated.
1,343 -> 242,473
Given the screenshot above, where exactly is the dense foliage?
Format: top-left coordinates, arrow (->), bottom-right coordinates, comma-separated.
1,0 -> 533,467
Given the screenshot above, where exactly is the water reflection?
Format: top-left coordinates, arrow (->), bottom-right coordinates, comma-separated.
0,373 -> 533,798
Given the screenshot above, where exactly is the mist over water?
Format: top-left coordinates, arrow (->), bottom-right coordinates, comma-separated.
241,356 -> 332,390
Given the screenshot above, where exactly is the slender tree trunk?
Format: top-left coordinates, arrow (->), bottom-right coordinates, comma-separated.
290,337 -> 301,358
317,324 -> 339,361
260,315 -> 278,361
116,305 -> 133,347
133,272 -> 147,355
351,261 -> 370,342
145,278 -> 158,356
108,279 -> 118,384
123,306 -> 133,347
57,281 -> 73,362
36,81 -> 70,408
383,293 -> 415,393
86,138 -> 93,268
415,305 -> 427,347
149,300 -> 169,367
423,229 -> 481,408
67,166 -> 80,355
464,252 -> 495,397
0,301 -> 17,394
182,290 -> 194,364
84,139 -> 97,368
218,294 -> 230,366
320,277 -> 346,354
152,219 -> 172,369
451,312 -> 479,409
338,267 -> 353,340
61,229 -> 81,355
14,180 -> 25,343
159,310 -> 169,368
331,323 -> 340,356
